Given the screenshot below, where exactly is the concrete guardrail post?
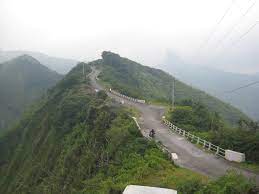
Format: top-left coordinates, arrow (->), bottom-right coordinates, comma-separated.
216,146 -> 219,154
225,150 -> 245,162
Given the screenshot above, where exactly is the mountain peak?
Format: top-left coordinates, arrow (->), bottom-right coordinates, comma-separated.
102,51 -> 120,58
15,54 -> 40,64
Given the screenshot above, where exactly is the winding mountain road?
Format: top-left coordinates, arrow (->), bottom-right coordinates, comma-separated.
89,67 -> 259,185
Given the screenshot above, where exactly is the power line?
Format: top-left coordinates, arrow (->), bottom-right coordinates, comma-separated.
215,0 -> 256,49
223,81 -> 259,93
211,20 -> 259,63
231,21 -> 259,46
196,0 -> 236,54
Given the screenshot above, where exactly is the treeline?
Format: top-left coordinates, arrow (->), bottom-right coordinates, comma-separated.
167,99 -> 259,163
0,59 -> 257,194
99,51 -> 248,126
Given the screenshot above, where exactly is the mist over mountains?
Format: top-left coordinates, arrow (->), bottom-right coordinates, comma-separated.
0,50 -> 78,74
158,52 -> 259,121
0,55 -> 62,131
1,51 -> 257,193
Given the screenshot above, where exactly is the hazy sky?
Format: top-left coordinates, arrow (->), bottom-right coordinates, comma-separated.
1,0 -> 259,73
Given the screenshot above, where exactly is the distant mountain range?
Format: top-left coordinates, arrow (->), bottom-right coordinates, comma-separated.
0,52 -> 254,193
0,50 -> 78,74
158,52 -> 259,121
0,55 -> 62,131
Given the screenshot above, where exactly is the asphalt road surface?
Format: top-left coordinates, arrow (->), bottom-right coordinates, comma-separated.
89,67 -> 259,185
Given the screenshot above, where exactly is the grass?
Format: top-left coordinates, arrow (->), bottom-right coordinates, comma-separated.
123,106 -> 141,118
239,162 -> 259,174
134,164 -> 208,189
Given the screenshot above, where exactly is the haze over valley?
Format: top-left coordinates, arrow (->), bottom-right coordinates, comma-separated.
1,0 -> 259,193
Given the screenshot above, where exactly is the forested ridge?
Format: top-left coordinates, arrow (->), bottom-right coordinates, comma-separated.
0,62 -> 204,193
97,51 -> 259,166
0,55 -> 62,131
0,55 -> 257,193
98,51 -> 249,126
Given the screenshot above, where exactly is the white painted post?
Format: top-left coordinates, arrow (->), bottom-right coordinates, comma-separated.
208,142 -> 211,150
216,146 -> 219,155
197,137 -> 200,144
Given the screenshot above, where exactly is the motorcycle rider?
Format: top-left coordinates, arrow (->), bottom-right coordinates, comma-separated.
149,129 -> 155,137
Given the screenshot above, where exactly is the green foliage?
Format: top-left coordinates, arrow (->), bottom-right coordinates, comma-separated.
168,101 -> 223,132
98,51 -> 248,125
0,62 -> 204,194
0,56 -> 256,194
212,127 -> 259,163
177,178 -> 204,194
178,171 -> 256,194
168,100 -> 259,163
96,90 -> 108,100
197,171 -> 256,194
0,55 -> 62,132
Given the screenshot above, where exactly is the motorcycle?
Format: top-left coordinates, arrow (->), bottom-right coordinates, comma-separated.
149,129 -> 155,138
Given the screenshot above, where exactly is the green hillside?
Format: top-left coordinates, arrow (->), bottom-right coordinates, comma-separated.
0,50 -> 78,74
0,62 -> 203,193
166,100 -> 259,163
97,51 -> 249,125
0,59 -> 256,194
0,55 -> 62,131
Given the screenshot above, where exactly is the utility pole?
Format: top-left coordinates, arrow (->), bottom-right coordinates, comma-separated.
83,63 -> 85,76
172,78 -> 175,108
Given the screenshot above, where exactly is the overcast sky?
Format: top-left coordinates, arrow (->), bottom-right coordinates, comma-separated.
1,0 -> 259,74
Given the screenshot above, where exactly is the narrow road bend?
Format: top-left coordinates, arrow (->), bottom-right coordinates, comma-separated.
89,67 -> 259,185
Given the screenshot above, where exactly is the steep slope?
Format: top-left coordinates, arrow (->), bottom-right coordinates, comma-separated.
159,52 -> 259,121
0,57 -> 256,194
0,50 -> 78,74
0,62 -> 204,193
97,51 -> 249,125
0,55 -> 62,131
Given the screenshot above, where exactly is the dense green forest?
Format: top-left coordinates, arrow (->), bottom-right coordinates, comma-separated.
0,61 -> 257,193
0,55 -> 62,131
167,100 -> 259,163
98,51 -> 249,126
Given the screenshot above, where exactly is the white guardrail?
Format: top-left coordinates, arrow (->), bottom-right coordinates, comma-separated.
108,88 -> 245,162
163,118 -> 246,162
109,88 -> 146,104
163,118 -> 226,158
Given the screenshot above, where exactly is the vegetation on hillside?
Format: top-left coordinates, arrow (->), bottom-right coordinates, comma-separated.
0,55 -> 62,131
0,61 -> 256,194
0,50 -> 78,74
0,62 -> 202,193
167,100 -> 259,163
98,51 -> 249,125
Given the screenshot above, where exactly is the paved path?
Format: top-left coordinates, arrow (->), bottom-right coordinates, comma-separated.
89,67 -> 259,185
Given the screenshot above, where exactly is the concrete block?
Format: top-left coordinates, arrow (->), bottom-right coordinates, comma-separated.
171,153 -> 178,160
123,185 -> 177,194
225,150 -> 245,162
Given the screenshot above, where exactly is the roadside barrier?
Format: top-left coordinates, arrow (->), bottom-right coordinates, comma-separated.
163,118 -> 226,158
109,88 -> 146,104
108,86 -> 245,163
163,118 -> 246,162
